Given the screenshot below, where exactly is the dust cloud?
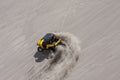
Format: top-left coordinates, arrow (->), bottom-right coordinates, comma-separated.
28,32 -> 81,80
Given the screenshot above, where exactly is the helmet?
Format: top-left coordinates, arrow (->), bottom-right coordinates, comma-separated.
43,33 -> 55,41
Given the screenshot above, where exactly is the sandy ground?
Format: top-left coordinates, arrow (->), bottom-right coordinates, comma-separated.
0,0 -> 120,80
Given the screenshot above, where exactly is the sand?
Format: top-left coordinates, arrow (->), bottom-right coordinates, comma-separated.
0,0 -> 120,80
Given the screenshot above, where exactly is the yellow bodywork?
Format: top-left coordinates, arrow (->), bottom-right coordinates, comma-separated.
37,39 -> 44,49
37,39 -> 61,49
46,44 -> 54,49
55,39 -> 61,46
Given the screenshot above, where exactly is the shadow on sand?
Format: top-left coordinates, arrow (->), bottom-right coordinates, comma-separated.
34,51 -> 47,62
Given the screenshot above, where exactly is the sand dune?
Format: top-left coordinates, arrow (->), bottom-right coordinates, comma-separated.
0,0 -> 120,80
